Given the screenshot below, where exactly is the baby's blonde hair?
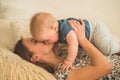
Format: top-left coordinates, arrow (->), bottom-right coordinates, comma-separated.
30,12 -> 57,35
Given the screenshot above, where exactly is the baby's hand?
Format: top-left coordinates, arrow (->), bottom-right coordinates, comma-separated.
61,59 -> 73,72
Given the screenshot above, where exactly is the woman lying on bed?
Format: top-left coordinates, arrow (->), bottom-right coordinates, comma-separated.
13,20 -> 116,80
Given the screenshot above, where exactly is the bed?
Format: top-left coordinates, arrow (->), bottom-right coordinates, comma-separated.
0,19 -> 120,80
0,0 -> 120,79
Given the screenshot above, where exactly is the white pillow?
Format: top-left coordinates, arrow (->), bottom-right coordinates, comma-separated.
10,19 -> 32,44
0,19 -> 15,51
0,47 -> 56,80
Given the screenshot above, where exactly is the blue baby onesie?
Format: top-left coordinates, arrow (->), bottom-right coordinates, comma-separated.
58,18 -> 90,46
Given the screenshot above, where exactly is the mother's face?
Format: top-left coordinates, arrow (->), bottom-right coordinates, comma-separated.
22,38 -> 54,62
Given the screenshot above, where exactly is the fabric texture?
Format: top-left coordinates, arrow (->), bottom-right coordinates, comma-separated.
53,63 -> 71,80
58,18 -> 90,44
10,19 -> 32,44
0,19 -> 15,51
0,47 -> 56,80
58,44 -> 120,80
89,21 -> 119,55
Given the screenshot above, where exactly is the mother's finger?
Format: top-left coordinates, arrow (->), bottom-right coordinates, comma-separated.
79,18 -> 85,27
68,20 -> 77,30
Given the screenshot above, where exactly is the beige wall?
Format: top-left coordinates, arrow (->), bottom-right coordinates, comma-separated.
0,0 -> 120,40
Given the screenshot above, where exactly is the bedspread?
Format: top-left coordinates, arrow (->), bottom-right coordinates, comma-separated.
59,44 -> 120,80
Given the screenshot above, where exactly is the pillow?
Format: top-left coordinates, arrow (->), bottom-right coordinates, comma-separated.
0,47 -> 56,80
0,19 -> 15,51
10,19 -> 32,44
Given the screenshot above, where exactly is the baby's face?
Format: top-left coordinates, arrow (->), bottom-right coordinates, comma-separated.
32,29 -> 58,44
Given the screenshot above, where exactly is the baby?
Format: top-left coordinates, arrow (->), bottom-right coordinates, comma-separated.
30,12 -> 120,71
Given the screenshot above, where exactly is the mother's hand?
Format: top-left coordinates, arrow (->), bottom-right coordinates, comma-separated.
68,19 -> 86,41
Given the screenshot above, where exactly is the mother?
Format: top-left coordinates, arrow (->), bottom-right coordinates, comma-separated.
14,20 -> 112,80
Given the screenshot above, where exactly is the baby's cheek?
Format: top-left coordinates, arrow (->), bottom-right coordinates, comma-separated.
49,35 -> 57,43
50,38 -> 56,43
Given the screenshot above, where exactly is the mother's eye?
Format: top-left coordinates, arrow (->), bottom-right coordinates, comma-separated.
31,38 -> 38,44
41,40 -> 49,44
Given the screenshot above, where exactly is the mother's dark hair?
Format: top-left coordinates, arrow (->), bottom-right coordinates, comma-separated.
14,39 -> 54,73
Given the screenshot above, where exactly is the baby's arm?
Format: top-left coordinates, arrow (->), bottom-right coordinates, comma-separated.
61,30 -> 79,71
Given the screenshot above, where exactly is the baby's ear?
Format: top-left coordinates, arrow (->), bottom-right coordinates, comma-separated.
30,56 -> 39,62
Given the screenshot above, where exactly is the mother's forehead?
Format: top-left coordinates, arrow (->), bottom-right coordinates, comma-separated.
23,38 -> 52,47
23,38 -> 42,45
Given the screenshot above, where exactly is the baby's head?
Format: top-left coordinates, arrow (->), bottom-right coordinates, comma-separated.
30,12 -> 59,44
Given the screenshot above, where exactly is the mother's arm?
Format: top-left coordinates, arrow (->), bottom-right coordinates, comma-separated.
67,19 -> 112,80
